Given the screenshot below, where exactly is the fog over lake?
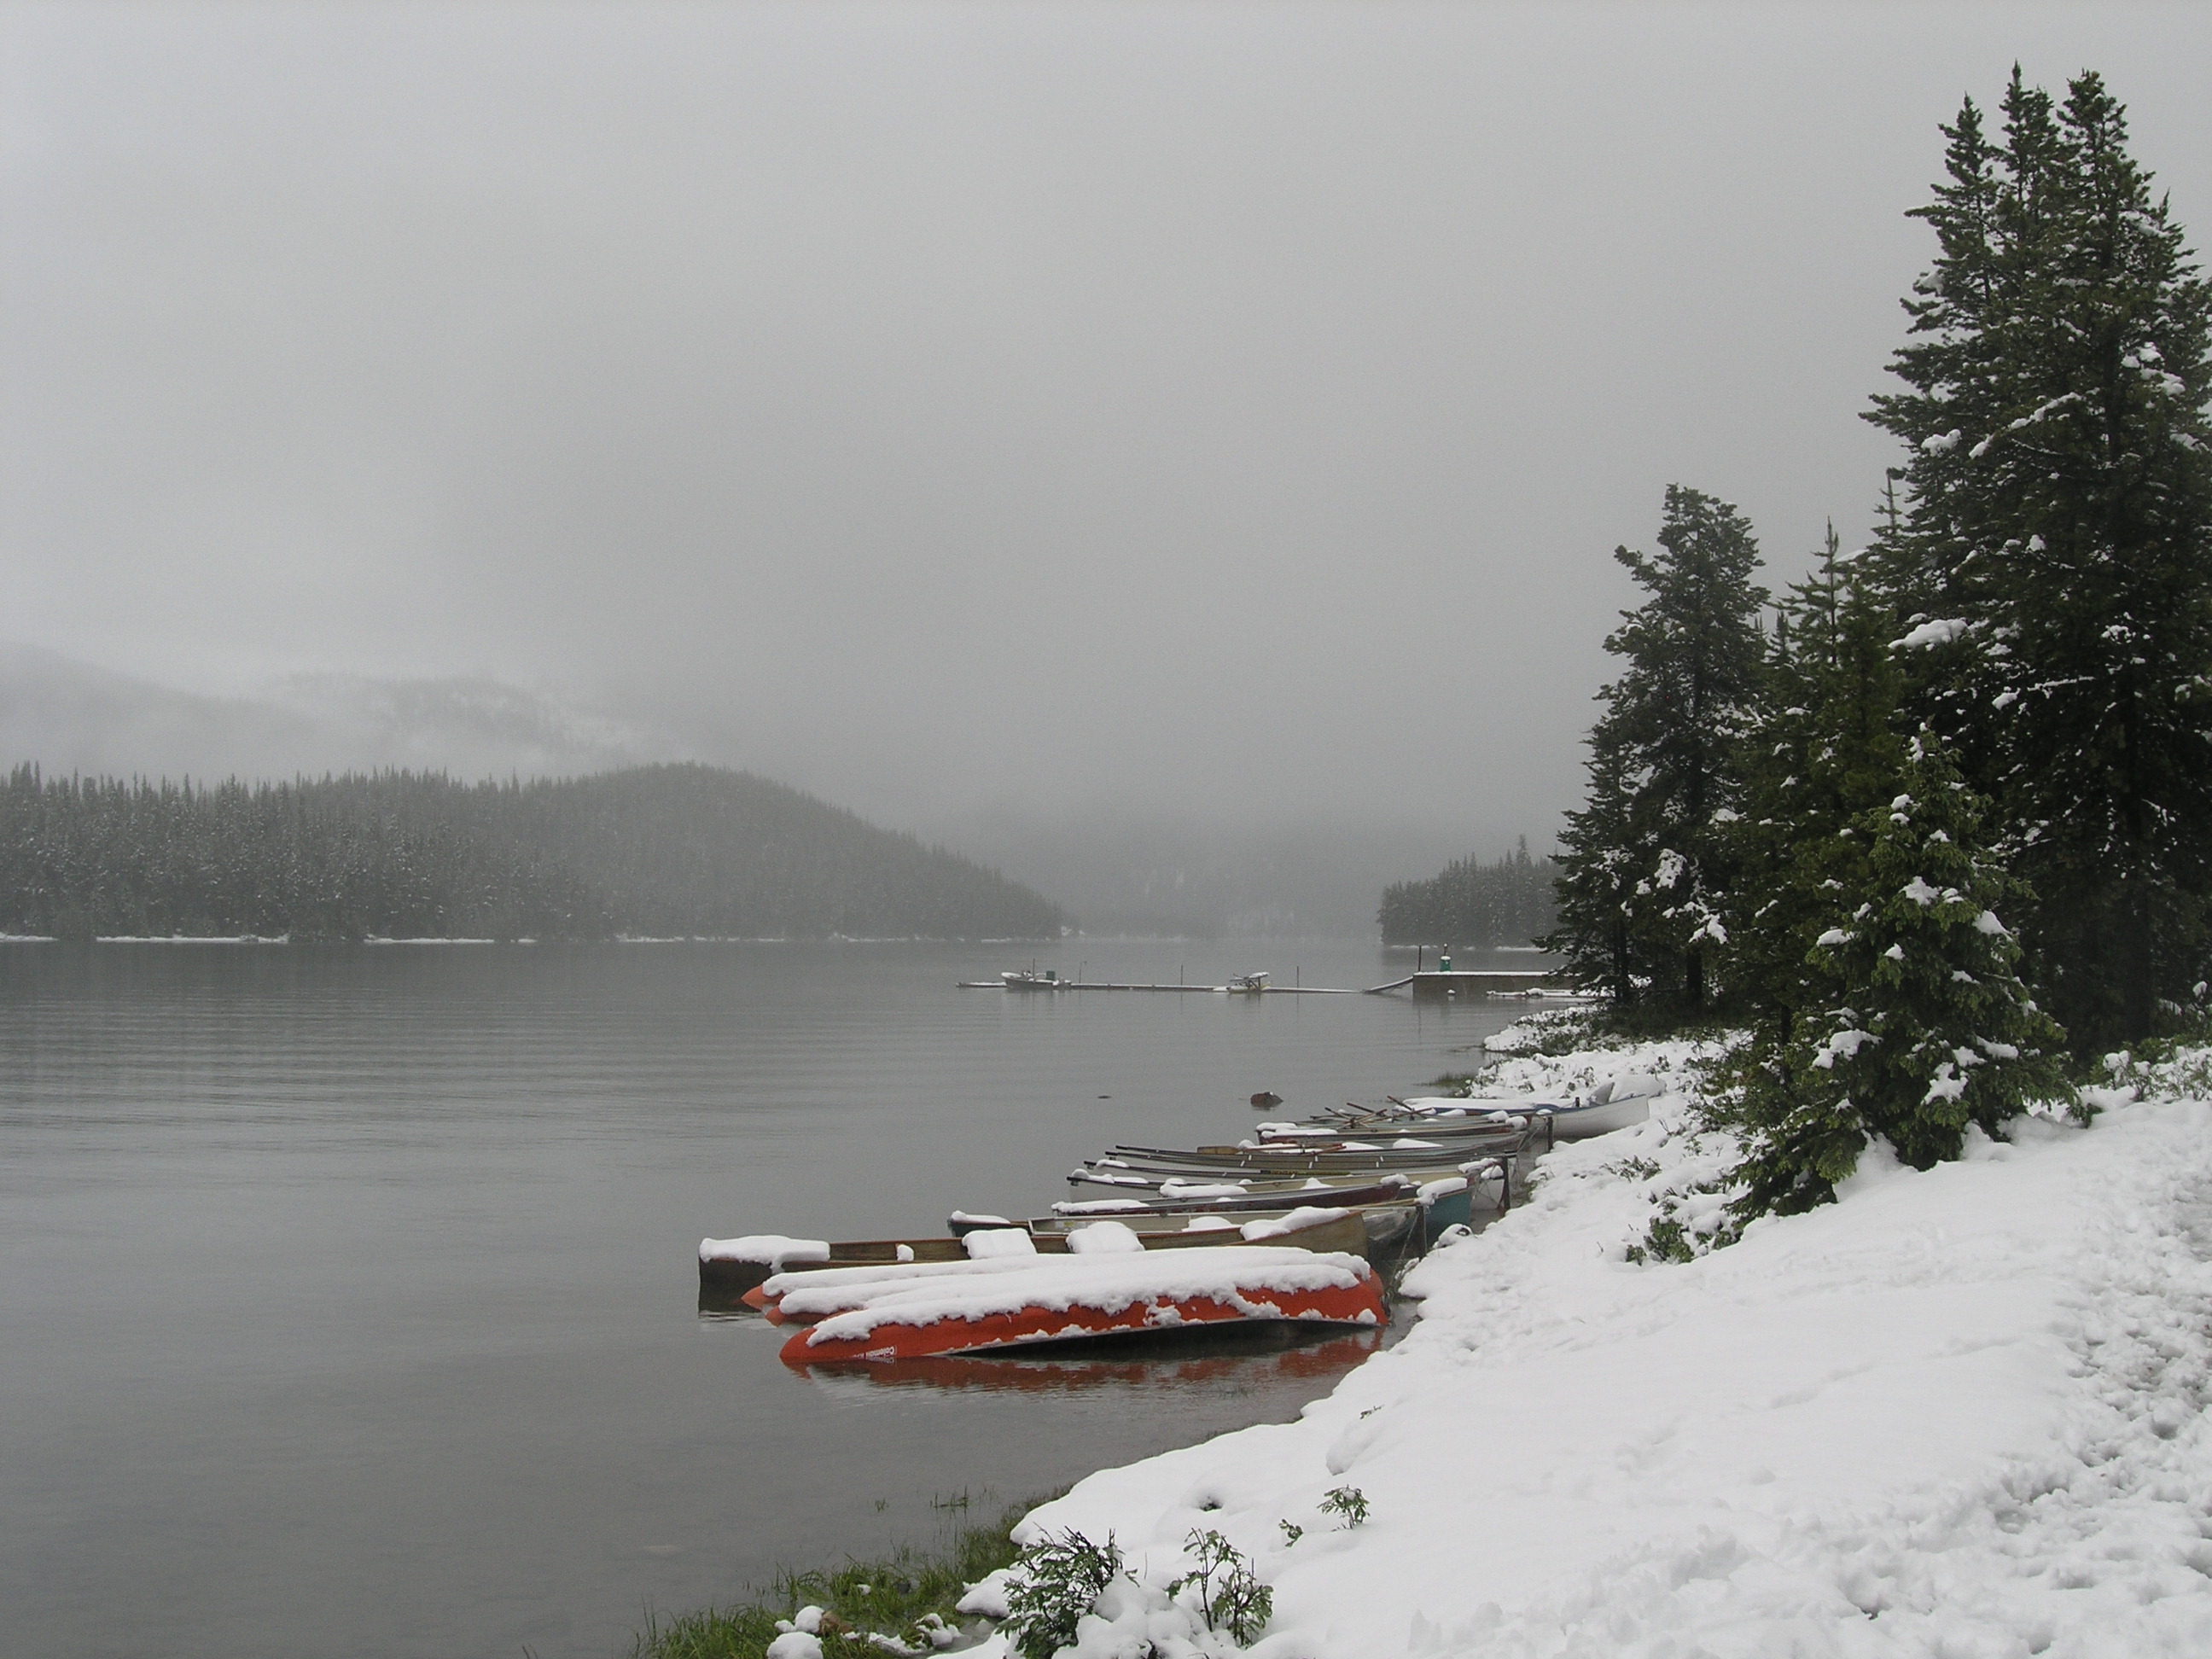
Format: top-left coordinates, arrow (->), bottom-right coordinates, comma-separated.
6,2 -> 2210,925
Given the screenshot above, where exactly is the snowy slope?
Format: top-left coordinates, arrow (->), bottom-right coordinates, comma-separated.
996,1035 -> 2212,1657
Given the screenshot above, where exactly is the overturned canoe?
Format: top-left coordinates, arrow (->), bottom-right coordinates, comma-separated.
777,1237 -> 1385,1365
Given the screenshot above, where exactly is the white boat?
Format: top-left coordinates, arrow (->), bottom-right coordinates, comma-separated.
1001,969 -> 1064,991
1225,972 -> 1270,994
1397,1074 -> 1661,1141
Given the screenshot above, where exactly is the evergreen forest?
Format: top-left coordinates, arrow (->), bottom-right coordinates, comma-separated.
0,762 -> 1065,942
1377,840 -> 1556,946
1541,69 -> 2212,1219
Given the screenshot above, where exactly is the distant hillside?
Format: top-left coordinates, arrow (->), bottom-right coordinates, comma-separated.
0,762 -> 1064,940
1378,839 -> 1557,946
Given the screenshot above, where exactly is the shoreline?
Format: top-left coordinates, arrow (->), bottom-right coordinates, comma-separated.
632,1500 -> 1030,1659
990,1024 -> 2212,1655
695,1016 -> 2212,1656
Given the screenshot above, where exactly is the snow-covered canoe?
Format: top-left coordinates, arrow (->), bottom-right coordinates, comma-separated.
775,1238 -> 1386,1365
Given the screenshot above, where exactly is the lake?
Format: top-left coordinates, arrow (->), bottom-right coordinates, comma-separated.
0,940 -> 1538,1658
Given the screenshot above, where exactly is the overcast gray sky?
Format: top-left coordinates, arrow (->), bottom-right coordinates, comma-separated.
5,2 -> 2210,920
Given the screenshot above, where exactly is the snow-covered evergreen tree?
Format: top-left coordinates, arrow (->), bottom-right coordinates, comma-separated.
1863,69 -> 2212,1047
1732,732 -> 2064,1217
1549,486 -> 1767,1019
1724,526 -> 1907,1046
1548,739 -> 1642,1006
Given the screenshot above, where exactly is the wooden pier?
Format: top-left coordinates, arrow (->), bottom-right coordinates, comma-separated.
960,969 -> 1565,997
1400,969 -> 1559,998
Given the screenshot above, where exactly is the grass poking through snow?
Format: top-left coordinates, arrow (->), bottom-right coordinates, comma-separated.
631,1502 -> 1031,1659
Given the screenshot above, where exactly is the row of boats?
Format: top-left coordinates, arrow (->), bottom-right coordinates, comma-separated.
701,1074 -> 1661,1365
997,969 -> 1273,992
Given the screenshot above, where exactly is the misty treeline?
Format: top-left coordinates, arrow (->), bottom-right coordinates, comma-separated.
1377,839 -> 1555,946
0,762 -> 1064,941
1546,71 -> 2212,1223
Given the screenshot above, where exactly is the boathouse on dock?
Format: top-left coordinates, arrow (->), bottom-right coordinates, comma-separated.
1406,969 -> 1556,999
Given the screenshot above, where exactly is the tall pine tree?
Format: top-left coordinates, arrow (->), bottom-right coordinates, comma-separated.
1864,69 -> 2212,1048
1723,525 -> 1908,1045
1549,486 -> 1768,1019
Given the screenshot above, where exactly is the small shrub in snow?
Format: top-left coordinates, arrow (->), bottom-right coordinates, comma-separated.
1318,1486 -> 1370,1529
1000,1529 -> 1126,1659
1625,1179 -> 1743,1264
1480,1008 -> 1603,1057
1277,1519 -> 1303,1547
1167,1529 -> 1272,1644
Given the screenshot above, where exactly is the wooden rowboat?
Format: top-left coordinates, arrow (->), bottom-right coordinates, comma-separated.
707,1208 -> 1372,1306
752,1210 -> 1370,1313
1027,1203 -> 1416,1254
1027,1173 -> 1415,1219
1080,1133 -> 1528,1180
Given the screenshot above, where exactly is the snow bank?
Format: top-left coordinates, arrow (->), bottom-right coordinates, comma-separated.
1003,1027 -> 2212,1656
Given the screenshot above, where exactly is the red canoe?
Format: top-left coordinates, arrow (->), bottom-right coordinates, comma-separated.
777,1246 -> 1385,1365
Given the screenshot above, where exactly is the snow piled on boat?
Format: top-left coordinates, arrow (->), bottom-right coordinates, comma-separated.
698,1234 -> 828,1266
982,1022 -> 2212,1657
795,1249 -> 1377,1346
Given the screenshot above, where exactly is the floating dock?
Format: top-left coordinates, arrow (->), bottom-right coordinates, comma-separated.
1400,969 -> 1557,998
960,969 -> 1565,997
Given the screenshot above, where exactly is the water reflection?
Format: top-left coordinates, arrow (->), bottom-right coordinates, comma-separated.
789,1322 -> 1382,1398
5,940 -> 1530,1659
699,1284 -> 771,1319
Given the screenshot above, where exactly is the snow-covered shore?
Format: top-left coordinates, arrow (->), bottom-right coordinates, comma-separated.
975,1027 -> 2212,1657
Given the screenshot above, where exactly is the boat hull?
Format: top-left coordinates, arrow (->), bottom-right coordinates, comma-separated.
1543,1094 -> 1655,1139
701,1237 -> 970,1296
780,1267 -> 1385,1365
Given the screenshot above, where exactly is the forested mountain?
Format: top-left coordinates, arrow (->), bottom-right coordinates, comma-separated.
0,762 -> 1065,940
1377,840 -> 1557,946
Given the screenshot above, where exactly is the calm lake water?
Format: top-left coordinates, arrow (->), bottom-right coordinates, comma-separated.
0,940 -> 1537,1659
